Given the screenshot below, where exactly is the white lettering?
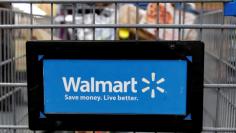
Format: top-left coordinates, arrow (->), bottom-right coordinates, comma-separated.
131,78 -> 138,93
123,81 -> 130,92
62,77 -> 81,92
62,77 -> 138,93
96,81 -> 112,92
113,81 -> 123,92
80,81 -> 90,92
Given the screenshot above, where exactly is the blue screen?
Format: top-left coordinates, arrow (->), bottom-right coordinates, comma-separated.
43,60 -> 187,115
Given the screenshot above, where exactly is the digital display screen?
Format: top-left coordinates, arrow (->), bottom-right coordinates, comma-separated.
43,60 -> 187,115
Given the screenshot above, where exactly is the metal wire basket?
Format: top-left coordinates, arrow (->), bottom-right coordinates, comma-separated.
0,0 -> 236,132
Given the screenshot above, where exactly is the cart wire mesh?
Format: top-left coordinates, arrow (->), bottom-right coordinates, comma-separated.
0,0 -> 236,132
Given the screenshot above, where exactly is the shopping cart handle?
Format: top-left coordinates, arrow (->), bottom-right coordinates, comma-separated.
224,1 -> 236,17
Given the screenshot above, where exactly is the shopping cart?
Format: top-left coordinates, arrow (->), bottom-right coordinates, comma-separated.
0,0 -> 236,133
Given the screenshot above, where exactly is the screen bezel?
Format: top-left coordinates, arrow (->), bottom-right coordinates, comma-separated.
26,41 -> 204,132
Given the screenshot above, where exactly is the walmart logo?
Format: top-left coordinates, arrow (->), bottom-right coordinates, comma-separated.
141,72 -> 165,98
62,72 -> 165,99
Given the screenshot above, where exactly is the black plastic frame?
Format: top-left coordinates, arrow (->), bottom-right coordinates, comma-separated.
26,41 -> 204,132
